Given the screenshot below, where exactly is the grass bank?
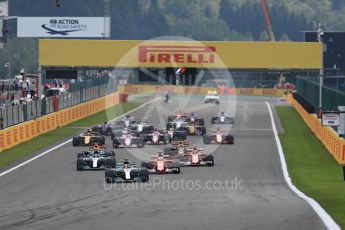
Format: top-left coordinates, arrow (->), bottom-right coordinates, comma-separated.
0,102 -> 140,170
276,106 -> 345,228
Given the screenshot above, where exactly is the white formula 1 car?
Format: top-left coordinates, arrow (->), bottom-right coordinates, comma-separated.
204,91 -> 220,104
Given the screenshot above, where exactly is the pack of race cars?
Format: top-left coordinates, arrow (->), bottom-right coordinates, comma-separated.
73,110 -> 234,183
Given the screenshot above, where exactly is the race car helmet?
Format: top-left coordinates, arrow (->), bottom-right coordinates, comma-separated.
124,160 -> 129,169
193,146 -> 197,150
221,112 -> 225,116
126,115 -> 130,119
104,121 -> 107,125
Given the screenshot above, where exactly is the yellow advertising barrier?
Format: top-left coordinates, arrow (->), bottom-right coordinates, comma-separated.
0,92 -> 120,152
39,40 -> 322,69
287,94 -> 345,164
118,85 -> 287,97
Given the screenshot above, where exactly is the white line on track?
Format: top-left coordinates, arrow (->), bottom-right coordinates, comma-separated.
0,97 -> 160,178
266,101 -> 340,230
231,128 -> 272,131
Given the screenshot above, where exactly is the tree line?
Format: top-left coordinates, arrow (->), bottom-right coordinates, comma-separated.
1,0 -> 345,78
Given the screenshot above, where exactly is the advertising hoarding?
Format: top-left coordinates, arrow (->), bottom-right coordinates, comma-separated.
18,17 -> 108,38
322,112 -> 340,126
39,39 -> 323,69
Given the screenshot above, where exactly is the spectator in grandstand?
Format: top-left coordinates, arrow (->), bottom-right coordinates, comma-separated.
11,99 -> 20,106
1,82 -> 4,92
14,78 -> 19,91
58,79 -> 63,88
0,117 -> 3,130
29,81 -> 36,99
23,80 -> 29,97
54,79 -> 58,88
43,84 -> 50,93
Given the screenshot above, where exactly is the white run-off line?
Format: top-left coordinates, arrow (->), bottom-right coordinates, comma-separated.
0,97 -> 160,178
231,128 -> 272,131
265,101 -> 340,230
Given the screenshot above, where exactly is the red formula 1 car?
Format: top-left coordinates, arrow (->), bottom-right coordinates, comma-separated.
141,154 -> 181,174
167,111 -> 190,122
203,129 -> 234,144
179,147 -> 214,167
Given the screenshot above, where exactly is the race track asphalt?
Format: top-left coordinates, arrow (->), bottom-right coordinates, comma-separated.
0,95 -> 326,230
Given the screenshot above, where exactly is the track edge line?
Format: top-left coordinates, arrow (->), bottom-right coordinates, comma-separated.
0,97 -> 159,178
266,101 -> 340,230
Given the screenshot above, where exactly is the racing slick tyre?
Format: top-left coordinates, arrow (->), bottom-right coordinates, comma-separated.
164,134 -> 170,144
77,152 -> 84,158
199,127 -> 206,135
137,139 -> 144,148
112,140 -> 119,148
203,135 -> 211,144
207,155 -> 214,166
105,177 -> 113,183
167,116 -> 175,122
172,167 -> 181,174
163,146 -> 172,156
197,119 -> 205,126
140,169 -> 149,182
211,117 -> 216,124
72,137 -> 79,146
99,136 -> 106,145
141,162 -> 149,168
181,130 -> 188,140
105,169 -> 114,183
110,132 -> 115,140
76,159 -> 84,171
107,158 -> 116,168
109,151 -> 116,157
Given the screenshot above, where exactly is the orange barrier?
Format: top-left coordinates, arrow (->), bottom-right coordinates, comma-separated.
118,85 -> 288,96
287,94 -> 345,164
0,92 -> 121,152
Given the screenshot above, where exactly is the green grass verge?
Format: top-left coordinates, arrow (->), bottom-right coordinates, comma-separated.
276,106 -> 345,228
0,102 -> 140,170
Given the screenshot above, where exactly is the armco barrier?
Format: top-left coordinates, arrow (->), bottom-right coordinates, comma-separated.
287,94 -> 345,164
118,85 -> 287,96
0,92 -> 121,152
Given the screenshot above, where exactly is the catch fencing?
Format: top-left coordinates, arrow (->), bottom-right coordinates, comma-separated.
296,76 -> 345,111
0,79 -> 110,129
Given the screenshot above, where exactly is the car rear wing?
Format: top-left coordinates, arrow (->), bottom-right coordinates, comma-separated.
171,140 -> 189,147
